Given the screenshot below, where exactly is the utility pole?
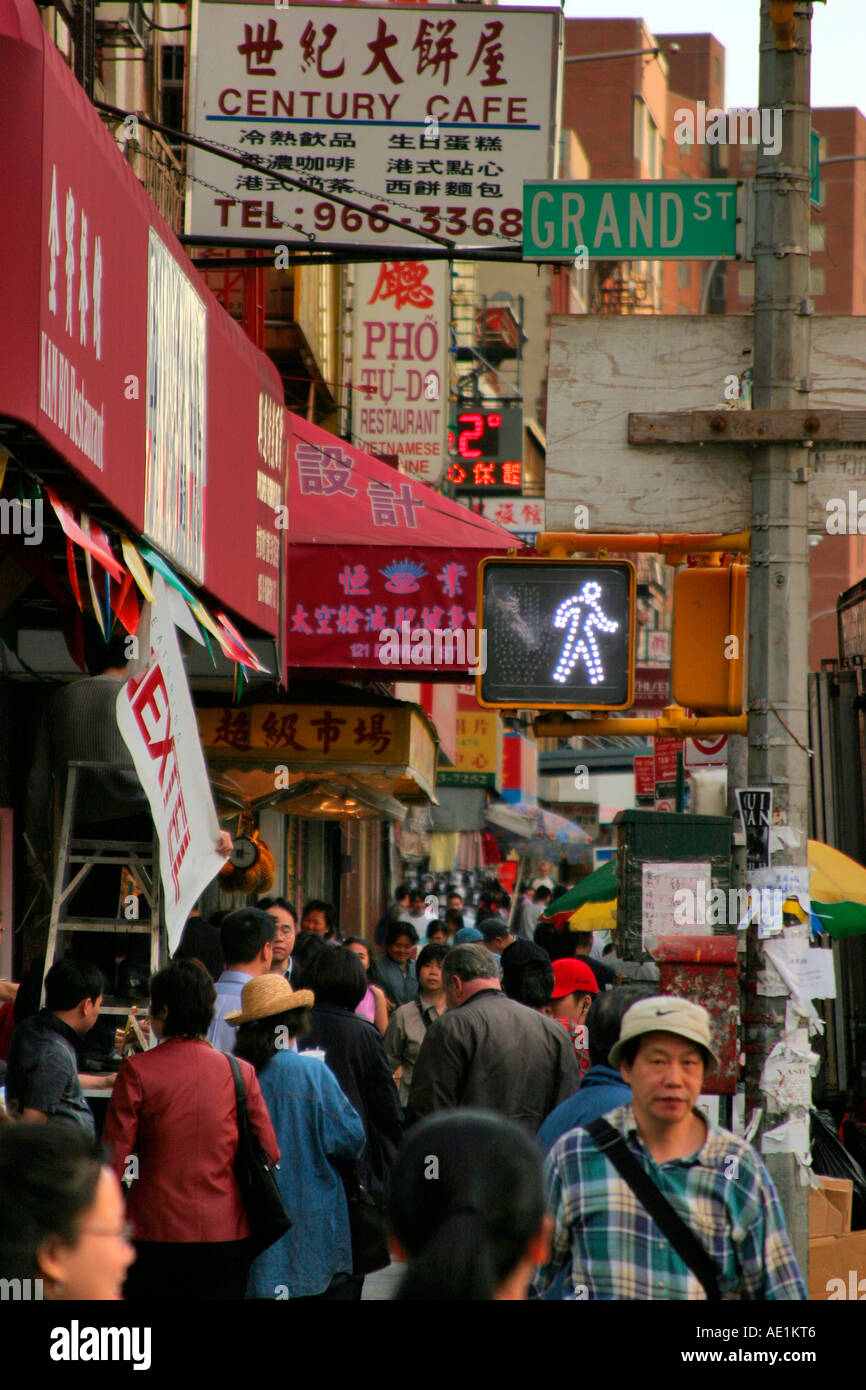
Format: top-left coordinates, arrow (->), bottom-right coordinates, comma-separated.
745,1 -> 813,1272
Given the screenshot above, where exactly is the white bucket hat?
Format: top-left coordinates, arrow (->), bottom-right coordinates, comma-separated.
608,995 -> 719,1071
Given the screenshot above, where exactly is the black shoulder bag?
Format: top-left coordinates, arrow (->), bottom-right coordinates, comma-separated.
227,1053 -> 292,1257
584,1117 -> 722,1301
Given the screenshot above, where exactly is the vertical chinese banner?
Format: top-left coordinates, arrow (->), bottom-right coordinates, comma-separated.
455,687 -> 502,789
351,259 -> 450,486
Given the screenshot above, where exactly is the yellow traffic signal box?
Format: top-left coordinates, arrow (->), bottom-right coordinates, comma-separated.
672,563 -> 747,716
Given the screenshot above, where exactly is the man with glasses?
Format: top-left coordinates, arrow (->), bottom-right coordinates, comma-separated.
258,896 -> 297,982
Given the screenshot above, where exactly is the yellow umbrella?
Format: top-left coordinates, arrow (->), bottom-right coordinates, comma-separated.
568,901 -> 617,934
808,840 -> 866,905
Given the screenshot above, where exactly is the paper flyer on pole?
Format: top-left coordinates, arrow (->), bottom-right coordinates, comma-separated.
116,571 -> 226,951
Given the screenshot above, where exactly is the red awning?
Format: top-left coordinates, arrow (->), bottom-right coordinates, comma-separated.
287,415 -> 520,674
0,0 -> 287,650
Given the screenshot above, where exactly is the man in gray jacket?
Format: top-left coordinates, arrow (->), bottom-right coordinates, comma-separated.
406,944 -> 581,1134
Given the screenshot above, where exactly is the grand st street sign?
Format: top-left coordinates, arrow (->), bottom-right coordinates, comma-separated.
523,180 -> 739,261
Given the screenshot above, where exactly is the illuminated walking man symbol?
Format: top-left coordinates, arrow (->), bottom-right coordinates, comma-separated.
552,582 -> 618,685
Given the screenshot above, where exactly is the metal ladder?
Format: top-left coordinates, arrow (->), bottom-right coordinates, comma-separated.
41,760 -> 164,1016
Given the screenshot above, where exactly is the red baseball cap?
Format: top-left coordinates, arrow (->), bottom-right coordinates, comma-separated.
551,958 -> 599,1000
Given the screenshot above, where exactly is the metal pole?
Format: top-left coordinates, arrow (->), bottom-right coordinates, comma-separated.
745,1 -> 813,1274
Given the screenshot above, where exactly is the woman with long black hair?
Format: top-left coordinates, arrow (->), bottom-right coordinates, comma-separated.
386,1111 -> 550,1301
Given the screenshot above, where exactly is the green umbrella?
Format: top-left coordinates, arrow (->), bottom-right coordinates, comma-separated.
812,900 -> 866,940
539,859 -> 617,927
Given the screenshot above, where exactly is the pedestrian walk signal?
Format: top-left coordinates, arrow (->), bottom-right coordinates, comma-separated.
476,558 -> 636,709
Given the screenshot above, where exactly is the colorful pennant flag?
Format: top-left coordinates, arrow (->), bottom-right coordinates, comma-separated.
44,487 -> 125,582
120,538 -> 156,604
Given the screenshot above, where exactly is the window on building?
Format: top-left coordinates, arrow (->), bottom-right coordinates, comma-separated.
647,117 -> 659,177
713,57 -> 721,87
633,98 -> 644,164
810,266 -> 825,296
738,266 -> 755,300
809,223 -> 827,253
160,44 -> 185,147
678,261 -> 692,290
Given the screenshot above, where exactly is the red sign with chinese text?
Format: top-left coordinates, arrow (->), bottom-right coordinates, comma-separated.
634,755 -> 655,798
653,738 -> 683,785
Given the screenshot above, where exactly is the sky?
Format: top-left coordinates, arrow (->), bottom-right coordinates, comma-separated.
501,0 -> 866,113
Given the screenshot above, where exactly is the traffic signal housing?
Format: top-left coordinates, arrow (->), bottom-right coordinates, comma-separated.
672,563 -> 747,716
769,1 -> 796,50
476,557 -> 636,710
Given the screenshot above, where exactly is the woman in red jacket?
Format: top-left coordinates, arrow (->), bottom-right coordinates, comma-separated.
103,958 -> 278,1301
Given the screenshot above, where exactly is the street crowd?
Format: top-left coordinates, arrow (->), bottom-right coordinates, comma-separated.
0,879 -> 807,1302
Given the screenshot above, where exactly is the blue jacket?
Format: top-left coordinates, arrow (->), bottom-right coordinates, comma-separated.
246,1048 -> 365,1300
536,1065 -> 632,1154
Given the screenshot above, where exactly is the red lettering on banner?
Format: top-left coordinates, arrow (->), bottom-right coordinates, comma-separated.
129,665 -> 174,789
128,663 -> 189,899
168,791 -> 191,901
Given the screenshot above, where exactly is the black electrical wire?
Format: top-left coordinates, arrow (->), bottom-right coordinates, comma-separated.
137,1 -> 191,32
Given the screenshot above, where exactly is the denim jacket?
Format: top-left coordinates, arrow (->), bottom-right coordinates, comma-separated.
246,1048 -> 365,1300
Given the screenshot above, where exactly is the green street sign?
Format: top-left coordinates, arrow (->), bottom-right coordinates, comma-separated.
523,180 -> 739,261
811,129 -> 822,209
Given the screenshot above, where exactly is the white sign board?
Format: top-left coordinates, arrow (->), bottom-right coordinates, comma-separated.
188,3 -> 560,249
351,259 -> 449,485
642,860 -> 712,943
546,315 -> 866,533
684,734 -> 728,768
144,229 -> 207,584
117,574 -> 226,950
477,495 -> 545,534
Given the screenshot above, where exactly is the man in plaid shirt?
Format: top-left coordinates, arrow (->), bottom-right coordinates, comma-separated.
534,996 -> 806,1300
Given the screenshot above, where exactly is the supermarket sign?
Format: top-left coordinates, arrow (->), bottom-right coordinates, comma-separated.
188,3 -> 561,250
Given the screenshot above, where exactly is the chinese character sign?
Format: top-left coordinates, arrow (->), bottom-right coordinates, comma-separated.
116,575 -> 226,951
352,259 -> 449,485
288,544 -> 486,671
199,703 -> 401,764
187,4 -> 560,248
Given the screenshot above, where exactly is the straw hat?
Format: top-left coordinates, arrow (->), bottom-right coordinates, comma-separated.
224,973 -> 314,1027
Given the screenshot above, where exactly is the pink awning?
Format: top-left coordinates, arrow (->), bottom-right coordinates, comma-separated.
288,415 -> 521,675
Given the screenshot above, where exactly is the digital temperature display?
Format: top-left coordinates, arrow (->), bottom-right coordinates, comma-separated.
447,404 -> 524,492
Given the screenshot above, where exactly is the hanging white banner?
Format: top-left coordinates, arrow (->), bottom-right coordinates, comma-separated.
117,572 -> 226,950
